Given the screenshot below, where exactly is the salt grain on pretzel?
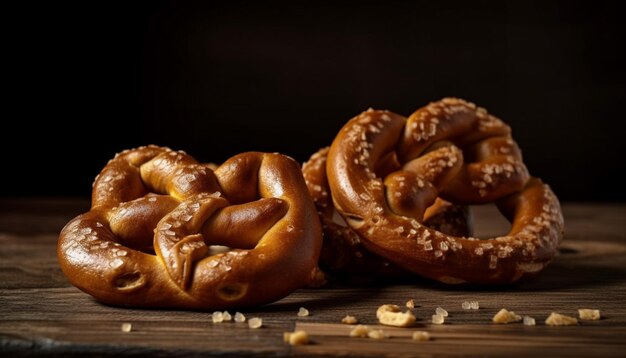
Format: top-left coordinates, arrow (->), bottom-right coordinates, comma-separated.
325,98 -> 564,284
58,146 -> 322,309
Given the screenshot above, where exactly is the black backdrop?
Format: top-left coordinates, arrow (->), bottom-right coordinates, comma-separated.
4,1 -> 626,201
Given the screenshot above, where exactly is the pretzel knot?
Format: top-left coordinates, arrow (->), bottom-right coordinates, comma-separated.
303,147 -> 472,280
325,98 -> 564,284
58,146 -> 322,309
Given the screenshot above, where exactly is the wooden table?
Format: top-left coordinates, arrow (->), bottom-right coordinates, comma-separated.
1,199 -> 625,357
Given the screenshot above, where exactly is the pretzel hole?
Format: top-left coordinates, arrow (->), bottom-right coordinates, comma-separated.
374,151 -> 401,178
558,247 -> 579,255
114,272 -> 145,291
460,145 -> 479,163
470,204 -> 511,237
217,283 -> 248,301
208,245 -> 231,255
345,214 -> 365,229
331,209 -> 348,227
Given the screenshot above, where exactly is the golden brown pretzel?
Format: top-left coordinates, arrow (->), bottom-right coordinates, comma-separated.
326,98 -> 564,284
58,145 -> 322,309
303,147 -> 472,280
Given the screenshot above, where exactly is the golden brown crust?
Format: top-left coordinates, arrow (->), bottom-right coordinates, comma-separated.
325,98 -> 564,284
58,145 -> 322,309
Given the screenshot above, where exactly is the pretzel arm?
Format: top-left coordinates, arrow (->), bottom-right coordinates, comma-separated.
154,195 -> 227,289
202,198 -> 288,249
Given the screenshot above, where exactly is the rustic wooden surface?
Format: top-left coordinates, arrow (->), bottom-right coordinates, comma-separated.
1,198 -> 625,357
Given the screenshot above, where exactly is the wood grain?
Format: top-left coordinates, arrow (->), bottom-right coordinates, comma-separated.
1,199 -> 625,356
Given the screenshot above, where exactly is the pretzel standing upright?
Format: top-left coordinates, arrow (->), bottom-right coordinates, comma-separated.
58,146 -> 322,309
326,98 -> 564,284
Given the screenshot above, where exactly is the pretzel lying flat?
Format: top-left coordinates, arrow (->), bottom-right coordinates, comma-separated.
326,98 -> 564,284
58,146 -> 322,309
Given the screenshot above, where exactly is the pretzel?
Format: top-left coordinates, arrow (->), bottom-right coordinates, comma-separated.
303,147 -> 471,280
325,98 -> 564,284
58,145 -> 322,309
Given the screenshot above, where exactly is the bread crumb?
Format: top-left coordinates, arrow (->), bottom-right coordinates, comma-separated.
297,307 -> 310,317
248,317 -> 263,329
523,316 -> 536,326
492,308 -> 522,324
222,311 -> 232,321
349,325 -> 370,337
545,312 -> 578,326
283,330 -> 309,345
121,323 -> 132,332
406,299 -> 416,309
377,304 -> 416,327
234,312 -> 246,323
367,329 -> 386,339
212,311 -> 224,323
578,309 -> 600,320
341,315 -> 358,324
412,331 -> 431,341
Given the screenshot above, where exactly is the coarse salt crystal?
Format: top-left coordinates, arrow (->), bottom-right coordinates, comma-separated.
435,307 -> 448,317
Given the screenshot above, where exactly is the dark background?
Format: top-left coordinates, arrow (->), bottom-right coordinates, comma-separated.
4,0 -> 626,201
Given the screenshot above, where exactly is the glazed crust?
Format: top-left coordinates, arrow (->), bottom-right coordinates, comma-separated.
58,146 -> 322,309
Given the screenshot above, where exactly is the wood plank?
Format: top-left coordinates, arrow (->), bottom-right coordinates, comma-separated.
294,322 -> 626,357
1,199 -> 625,356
